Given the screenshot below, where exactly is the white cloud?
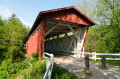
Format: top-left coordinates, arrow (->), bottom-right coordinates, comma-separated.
0,5 -> 12,19
20,18 -> 33,27
0,5 -> 32,27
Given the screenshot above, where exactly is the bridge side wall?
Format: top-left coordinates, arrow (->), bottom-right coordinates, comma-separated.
26,19 -> 46,60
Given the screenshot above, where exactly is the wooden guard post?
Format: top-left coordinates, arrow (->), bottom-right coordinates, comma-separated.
85,56 -> 90,72
101,55 -> 106,68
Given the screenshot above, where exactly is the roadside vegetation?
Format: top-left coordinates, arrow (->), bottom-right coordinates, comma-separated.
75,0 -> 120,66
0,14 -> 30,79
0,0 -> 120,78
52,64 -> 82,79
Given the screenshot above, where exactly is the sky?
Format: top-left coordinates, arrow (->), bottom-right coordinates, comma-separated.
0,0 -> 75,27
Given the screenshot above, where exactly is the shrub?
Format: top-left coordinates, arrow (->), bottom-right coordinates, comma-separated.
28,59 -> 46,79
32,52 -> 39,60
0,59 -> 29,79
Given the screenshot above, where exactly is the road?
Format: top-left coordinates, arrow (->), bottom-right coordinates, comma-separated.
52,53 -> 120,79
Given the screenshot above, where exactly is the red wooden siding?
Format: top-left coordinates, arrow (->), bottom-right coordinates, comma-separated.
45,9 -> 91,26
38,18 -> 46,61
26,18 -> 46,60
26,29 -> 39,56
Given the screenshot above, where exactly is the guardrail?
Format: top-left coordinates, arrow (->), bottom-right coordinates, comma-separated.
43,52 -> 54,79
74,52 -> 120,61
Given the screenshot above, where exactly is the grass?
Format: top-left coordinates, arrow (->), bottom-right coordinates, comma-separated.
0,56 -> 47,79
0,59 -> 30,79
18,58 -> 47,79
106,60 -> 120,66
52,64 -> 83,79
17,59 -> 83,79
0,54 -> 83,79
90,59 -> 120,66
81,70 -> 92,76
98,66 -> 108,69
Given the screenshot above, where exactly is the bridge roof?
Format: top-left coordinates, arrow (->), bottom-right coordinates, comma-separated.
26,6 -> 95,41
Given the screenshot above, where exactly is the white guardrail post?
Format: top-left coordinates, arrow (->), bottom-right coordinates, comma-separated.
43,52 -> 54,79
93,52 -> 96,61
43,52 -> 45,58
81,52 -> 85,58
49,54 -> 54,79
119,52 -> 120,59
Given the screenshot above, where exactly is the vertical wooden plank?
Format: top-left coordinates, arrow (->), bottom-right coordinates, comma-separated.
81,26 -> 89,52
38,18 -> 46,61
77,27 -> 82,53
62,33 -> 67,53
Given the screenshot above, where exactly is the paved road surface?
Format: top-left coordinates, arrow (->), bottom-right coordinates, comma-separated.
52,53 -> 120,79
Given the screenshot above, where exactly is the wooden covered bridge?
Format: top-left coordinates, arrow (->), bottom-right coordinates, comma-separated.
26,6 -> 95,60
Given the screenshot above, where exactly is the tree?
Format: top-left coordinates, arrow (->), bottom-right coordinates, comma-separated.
85,0 -> 120,53
97,0 -> 120,25
0,14 -> 29,62
0,17 -> 9,50
74,0 -> 98,23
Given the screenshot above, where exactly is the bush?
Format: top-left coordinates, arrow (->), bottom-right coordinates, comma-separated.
21,58 -> 47,79
5,47 -> 26,62
0,59 -> 30,79
29,60 -> 46,79
32,52 -> 39,60
0,56 -> 82,79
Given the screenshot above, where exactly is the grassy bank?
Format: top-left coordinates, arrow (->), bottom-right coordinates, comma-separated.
90,59 -> 120,66
0,56 -> 81,79
52,64 -> 82,79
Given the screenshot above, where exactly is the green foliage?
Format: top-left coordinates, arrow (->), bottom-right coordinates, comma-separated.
82,71 -> 92,76
98,66 -> 108,69
0,59 -> 30,79
14,58 -> 81,79
29,59 -> 46,79
52,65 -> 82,79
85,0 -> 120,53
0,14 -> 29,63
106,60 -> 120,66
16,58 -> 47,79
97,0 -> 120,25
85,21 -> 120,53
0,14 -> 30,79
32,51 -> 39,60
84,0 -> 120,66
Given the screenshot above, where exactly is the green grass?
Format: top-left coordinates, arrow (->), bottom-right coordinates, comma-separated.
52,64 -> 83,79
106,60 -> 120,66
0,54 -> 82,79
81,70 -> 92,76
0,59 -> 30,79
98,66 -> 108,69
17,58 -> 47,79
90,59 -> 120,66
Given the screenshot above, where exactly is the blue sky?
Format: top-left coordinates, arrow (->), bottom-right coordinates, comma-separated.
0,0 -> 75,27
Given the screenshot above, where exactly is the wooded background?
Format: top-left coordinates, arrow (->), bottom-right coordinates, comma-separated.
74,0 -> 120,53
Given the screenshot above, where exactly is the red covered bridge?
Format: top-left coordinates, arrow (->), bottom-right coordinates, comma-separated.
26,6 -> 95,60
